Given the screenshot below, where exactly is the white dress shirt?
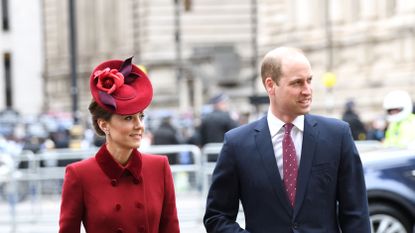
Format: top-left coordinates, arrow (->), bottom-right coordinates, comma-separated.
267,109 -> 304,179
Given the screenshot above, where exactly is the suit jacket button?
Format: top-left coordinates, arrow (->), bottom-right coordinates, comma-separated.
115,204 -> 121,211
111,179 -> 118,186
293,222 -> 299,229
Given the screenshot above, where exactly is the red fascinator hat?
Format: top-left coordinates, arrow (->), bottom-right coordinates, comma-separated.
89,57 -> 153,115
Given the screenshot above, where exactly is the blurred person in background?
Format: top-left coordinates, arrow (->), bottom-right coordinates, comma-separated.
366,117 -> 386,142
382,90 -> 415,148
238,111 -> 251,125
59,57 -> 180,233
199,93 -> 239,147
199,93 -> 239,163
341,99 -> 367,140
204,47 -> 370,233
50,126 -> 70,149
152,115 -> 181,164
21,121 -> 49,153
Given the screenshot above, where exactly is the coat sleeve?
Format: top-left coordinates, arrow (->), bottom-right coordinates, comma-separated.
337,125 -> 371,232
59,165 -> 84,233
159,157 -> 180,233
203,135 -> 250,233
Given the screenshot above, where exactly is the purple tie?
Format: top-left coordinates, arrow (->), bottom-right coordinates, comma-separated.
283,123 -> 298,207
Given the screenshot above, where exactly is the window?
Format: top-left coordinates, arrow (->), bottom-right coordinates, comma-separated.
3,53 -> 12,107
1,0 -> 10,31
385,0 -> 397,17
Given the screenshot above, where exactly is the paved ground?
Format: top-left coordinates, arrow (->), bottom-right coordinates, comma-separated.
0,191 -> 210,233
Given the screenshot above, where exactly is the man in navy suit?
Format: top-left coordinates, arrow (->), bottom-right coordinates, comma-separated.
203,47 -> 371,233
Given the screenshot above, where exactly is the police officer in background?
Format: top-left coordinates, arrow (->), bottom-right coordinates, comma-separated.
382,90 -> 415,148
199,93 -> 239,147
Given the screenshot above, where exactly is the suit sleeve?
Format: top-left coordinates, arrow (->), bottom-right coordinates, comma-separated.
203,135 -> 250,233
337,125 -> 371,232
59,165 -> 84,233
159,157 -> 180,233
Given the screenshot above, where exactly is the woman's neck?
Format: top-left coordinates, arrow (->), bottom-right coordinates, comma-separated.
105,143 -> 132,166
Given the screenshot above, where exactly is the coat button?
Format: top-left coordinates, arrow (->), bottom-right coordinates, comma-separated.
116,227 -> 123,233
115,204 -> 121,211
135,202 -> 143,209
111,179 -> 118,186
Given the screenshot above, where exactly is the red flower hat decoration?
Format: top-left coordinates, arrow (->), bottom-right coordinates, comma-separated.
89,57 -> 153,115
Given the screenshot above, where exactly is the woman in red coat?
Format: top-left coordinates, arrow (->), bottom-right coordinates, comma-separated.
59,57 -> 180,233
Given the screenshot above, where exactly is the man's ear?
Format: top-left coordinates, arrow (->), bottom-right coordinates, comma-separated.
265,77 -> 275,95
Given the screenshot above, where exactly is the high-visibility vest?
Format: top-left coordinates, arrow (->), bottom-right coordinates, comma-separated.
384,114 -> 415,148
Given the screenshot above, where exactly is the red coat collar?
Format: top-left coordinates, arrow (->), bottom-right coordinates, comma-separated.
95,145 -> 142,182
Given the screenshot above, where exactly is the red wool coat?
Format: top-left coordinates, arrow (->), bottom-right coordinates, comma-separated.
59,145 -> 180,233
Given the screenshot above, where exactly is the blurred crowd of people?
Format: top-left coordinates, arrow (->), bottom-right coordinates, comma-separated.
0,111 -> 76,155
0,90 -> 414,159
0,93 -> 243,158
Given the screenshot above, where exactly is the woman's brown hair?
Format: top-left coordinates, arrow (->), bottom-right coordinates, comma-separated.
88,100 -> 113,136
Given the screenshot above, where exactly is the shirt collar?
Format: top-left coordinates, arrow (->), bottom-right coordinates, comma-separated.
95,145 -> 142,181
267,108 -> 305,137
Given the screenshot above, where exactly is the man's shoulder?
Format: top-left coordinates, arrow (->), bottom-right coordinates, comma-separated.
227,117 -> 265,135
306,114 -> 348,127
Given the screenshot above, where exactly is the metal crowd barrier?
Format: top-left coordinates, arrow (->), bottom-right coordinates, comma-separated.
0,144 -> 209,232
200,143 -> 223,197
141,144 -> 203,192
2,144 -> 207,200
142,144 -> 202,175
0,143 -> 230,199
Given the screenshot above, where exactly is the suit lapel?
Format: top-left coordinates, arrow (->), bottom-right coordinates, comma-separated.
254,117 -> 292,215
294,115 -> 319,215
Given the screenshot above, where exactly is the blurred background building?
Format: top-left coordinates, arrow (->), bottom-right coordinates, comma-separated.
0,0 -> 44,115
1,0 -> 415,124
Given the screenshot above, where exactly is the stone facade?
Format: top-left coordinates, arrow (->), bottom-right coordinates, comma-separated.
264,0 -> 415,121
41,0 -> 415,122
0,0 -> 43,116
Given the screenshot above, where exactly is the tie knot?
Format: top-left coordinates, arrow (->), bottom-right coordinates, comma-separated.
284,123 -> 294,134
